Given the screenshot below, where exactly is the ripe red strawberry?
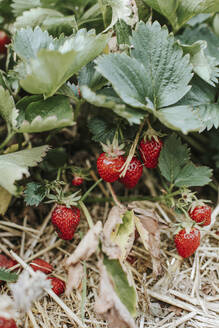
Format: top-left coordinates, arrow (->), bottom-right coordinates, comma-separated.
139,137 -> 163,168
189,205 -> 211,226
0,317 -> 17,328
30,258 -> 53,274
72,176 -> 84,186
119,156 -> 143,188
47,277 -> 65,296
51,204 -> 80,240
174,228 -> 200,258
97,152 -> 125,183
0,31 -> 10,54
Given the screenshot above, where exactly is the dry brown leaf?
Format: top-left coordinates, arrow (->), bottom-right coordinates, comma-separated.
102,205 -> 127,259
94,260 -> 136,328
65,221 -> 102,295
132,207 -> 162,276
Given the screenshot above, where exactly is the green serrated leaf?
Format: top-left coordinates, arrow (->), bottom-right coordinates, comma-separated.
143,0 -> 219,31
88,117 -> 117,143
79,62 -> 107,91
11,0 -> 41,16
13,27 -> 109,98
157,76 -> 219,133
14,7 -> 77,36
179,40 -> 219,86
96,21 -> 193,111
158,134 -> 190,184
96,53 -> 150,110
180,25 -> 219,64
158,134 -> 212,187
16,95 -> 74,133
0,86 -> 18,131
0,268 -> 18,282
156,105 -> 201,134
24,182 -> 46,206
103,255 -> 137,317
175,163 -> 212,187
81,86 -> 144,124
111,211 -> 135,260
130,21 -> 193,108
0,145 -> 49,194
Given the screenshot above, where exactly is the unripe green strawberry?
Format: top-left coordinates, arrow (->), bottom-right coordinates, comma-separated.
30,258 -> 53,274
97,153 -> 125,183
0,317 -> 17,328
47,276 -> 65,296
139,137 -> 163,168
51,205 -> 80,240
119,156 -> 143,188
189,205 -> 211,226
174,227 -> 200,258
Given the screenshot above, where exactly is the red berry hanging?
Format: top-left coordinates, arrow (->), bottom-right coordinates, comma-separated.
51,205 -> 80,240
0,31 -> 10,54
139,136 -> 163,168
119,156 -> 143,188
174,227 -> 200,258
189,205 -> 211,226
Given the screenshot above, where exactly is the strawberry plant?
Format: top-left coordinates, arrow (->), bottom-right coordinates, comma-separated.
0,0 -> 219,327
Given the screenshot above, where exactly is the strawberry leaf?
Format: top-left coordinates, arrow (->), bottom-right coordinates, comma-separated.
16,95 -> 74,133
24,182 -> 47,206
103,255 -> 137,317
88,117 -> 117,143
0,268 -> 18,282
96,21 -> 193,110
81,86 -> 144,125
110,210 -> 135,260
13,27 -> 109,98
142,0 -> 219,31
11,0 -> 40,16
0,86 -> 18,132
14,8 -> 77,36
0,145 -> 49,194
174,163 -> 212,187
158,134 -> 212,187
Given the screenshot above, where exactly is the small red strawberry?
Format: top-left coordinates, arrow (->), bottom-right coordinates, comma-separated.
72,176 -> 84,186
51,204 -> 80,240
174,227 -> 200,258
30,258 -> 53,274
47,277 -> 65,296
0,317 -> 17,328
119,156 -> 143,188
0,31 -> 10,54
139,137 -> 163,168
189,205 -> 211,226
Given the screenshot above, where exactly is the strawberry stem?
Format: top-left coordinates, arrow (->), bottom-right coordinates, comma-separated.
120,115 -> 147,177
81,178 -> 102,202
106,183 -> 123,208
79,201 -> 94,228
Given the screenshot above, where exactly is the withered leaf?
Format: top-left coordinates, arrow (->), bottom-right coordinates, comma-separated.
65,221 -> 102,295
95,258 -> 136,328
132,207 -> 161,276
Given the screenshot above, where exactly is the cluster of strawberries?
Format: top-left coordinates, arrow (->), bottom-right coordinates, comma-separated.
97,136 -> 163,188
0,255 -> 65,327
174,205 -> 212,258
